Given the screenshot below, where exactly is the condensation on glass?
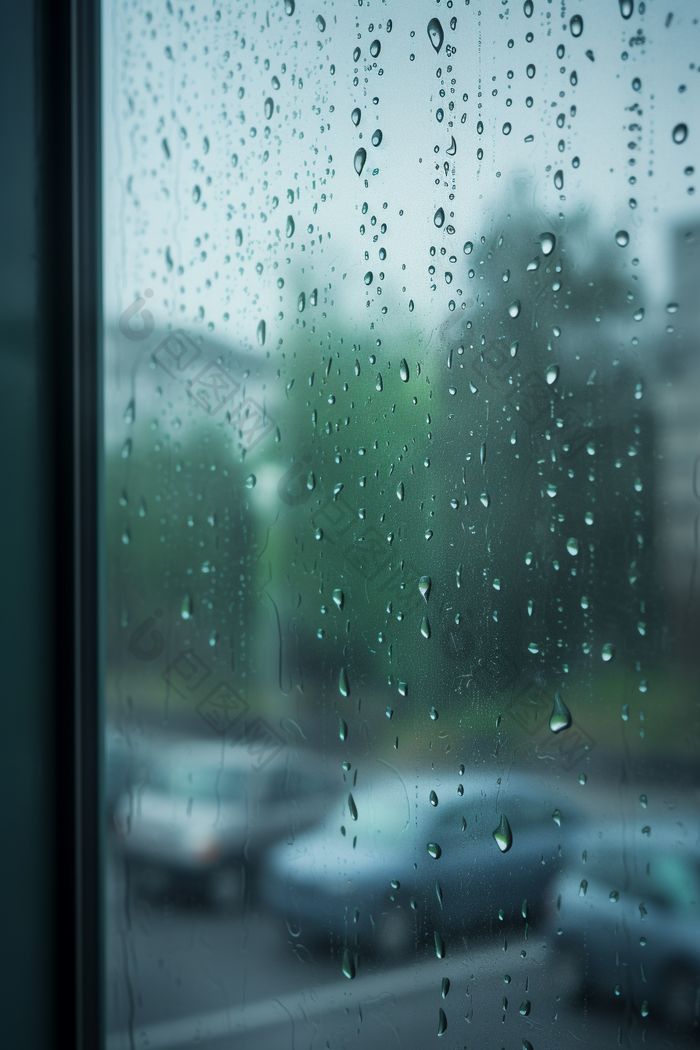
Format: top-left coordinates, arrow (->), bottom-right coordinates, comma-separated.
102,2 -> 700,1047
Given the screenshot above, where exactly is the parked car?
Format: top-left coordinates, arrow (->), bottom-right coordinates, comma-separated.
259,765 -> 582,958
112,734 -> 329,907
544,817 -> 700,1031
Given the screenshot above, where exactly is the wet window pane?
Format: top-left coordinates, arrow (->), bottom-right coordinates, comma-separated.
103,2 -> 700,1046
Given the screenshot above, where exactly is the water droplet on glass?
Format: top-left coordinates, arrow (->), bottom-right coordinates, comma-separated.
181,594 -> 193,620
297,291 -> 305,312
339,717 -> 348,741
601,643 -> 615,662
441,977 -> 450,998
264,97 -> 274,120
123,399 -> 135,424
434,931 -> 445,959
540,232 -> 556,256
549,692 -> 572,733
430,706 -> 439,721
398,358 -> 410,383
316,14 -> 326,31
333,588 -> 344,610
354,148 -> 367,175
369,39 -> 381,58
348,793 -> 358,820
552,808 -> 562,827
610,889 -> 620,902
284,0 -> 295,14
427,842 -> 442,859
339,667 -> 350,696
396,481 -> 404,501
520,1000 -> 531,1016
364,270 -> 373,286
342,948 -> 355,979
508,299 -> 521,318
554,169 -> 564,190
419,575 -> 431,602
672,123 -> 688,144
546,364 -> 559,385
579,879 -> 588,896
570,14 -> 583,36
619,0 -> 633,17
463,241 -> 473,255
371,129 -> 383,147
566,537 -> 579,556
615,229 -> 629,247
286,215 -> 295,238
524,0 -> 533,15
121,438 -> 132,459
429,789 -> 439,807
493,814 -> 513,853
434,207 -> 445,228
351,107 -> 361,127
420,616 -> 431,639
256,319 -> 266,346
437,1007 -> 447,1035
427,17 -> 444,53
245,474 -> 256,489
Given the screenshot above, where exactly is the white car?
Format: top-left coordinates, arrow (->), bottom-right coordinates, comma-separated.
113,734 -> 328,907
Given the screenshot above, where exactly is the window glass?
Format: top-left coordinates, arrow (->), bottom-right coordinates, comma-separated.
103,2 -> 700,1045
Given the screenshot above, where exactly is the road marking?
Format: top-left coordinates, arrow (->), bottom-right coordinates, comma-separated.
106,942 -> 545,1049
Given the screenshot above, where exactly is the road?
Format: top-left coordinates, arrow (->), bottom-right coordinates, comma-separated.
105,845 -> 689,1050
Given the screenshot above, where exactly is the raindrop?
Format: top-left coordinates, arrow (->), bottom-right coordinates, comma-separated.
437,1008 -> 447,1036
615,229 -> 629,247
502,122 -> 512,136
348,793 -> 358,820
619,0 -> 633,17
370,39 -> 381,58
554,169 -> 564,190
364,271 -> 374,286
446,136 -> 457,156
434,932 -> 446,959
354,148 -> 367,175
256,319 -> 266,346
298,291 -> 306,312
316,14 -> 326,32
245,474 -> 256,489
570,14 -> 583,37
463,241 -> 473,254
427,17 -> 444,53
264,97 -> 274,120
524,0 -> 533,14
579,879 -> 588,896
396,481 -> 404,501
672,123 -> 688,144
540,232 -> 556,256
284,0 -> 295,13
339,667 -> 350,696
371,129 -> 383,147
430,706 -> 439,721
427,842 -> 442,859
286,215 -> 295,238
553,809 -> 561,827
181,594 -> 193,620
526,63 -> 536,79
419,575 -> 431,602
601,643 -> 615,662
441,977 -> 450,998
429,790 -> 439,807
610,889 -> 620,902
546,364 -> 559,385
339,717 -> 347,741
493,814 -> 513,853
508,299 -> 521,318
549,692 -> 572,733
420,617 -> 431,639
351,107 -> 361,126
566,537 -> 579,556
333,588 -> 344,610
520,1001 -> 531,1016
342,948 -> 355,979
399,358 -> 409,382
434,207 -> 445,228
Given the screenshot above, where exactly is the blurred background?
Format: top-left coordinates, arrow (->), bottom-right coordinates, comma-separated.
102,2 -> 700,1048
